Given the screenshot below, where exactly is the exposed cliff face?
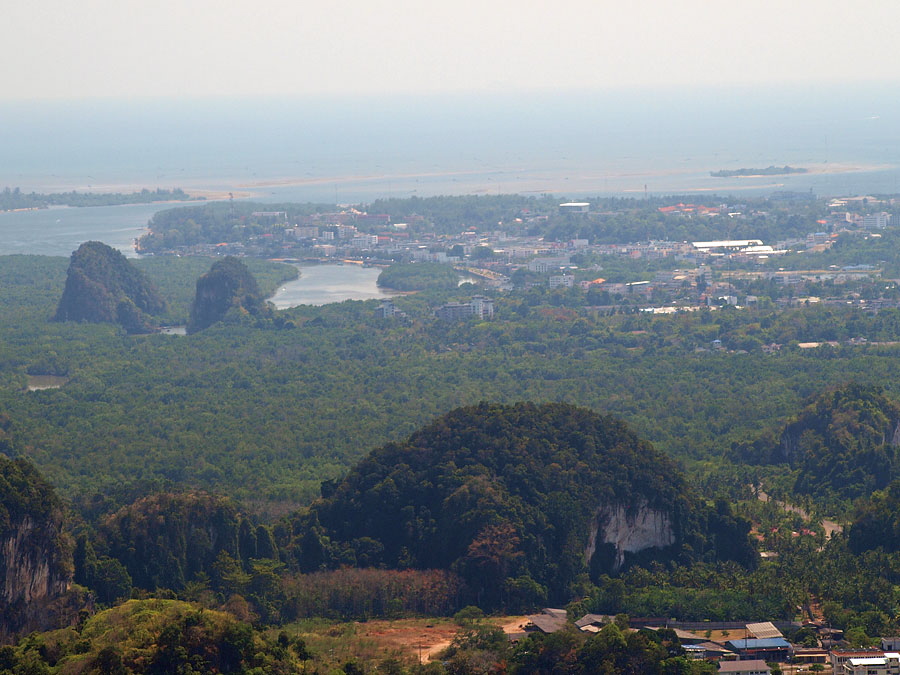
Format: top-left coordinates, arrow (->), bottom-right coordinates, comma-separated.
2,516 -> 69,606
0,456 -> 83,642
187,257 -> 266,333
54,241 -> 165,334
585,503 -> 675,572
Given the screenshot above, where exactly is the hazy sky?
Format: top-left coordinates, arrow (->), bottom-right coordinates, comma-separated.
3,0 -> 900,100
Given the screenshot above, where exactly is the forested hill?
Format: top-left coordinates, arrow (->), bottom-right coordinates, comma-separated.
785,385 -> 900,498
311,402 -> 757,606
187,257 -> 269,333
734,384 -> 900,509
54,241 -> 166,334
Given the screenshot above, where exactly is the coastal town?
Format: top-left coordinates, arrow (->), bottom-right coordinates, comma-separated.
138,194 -> 900,328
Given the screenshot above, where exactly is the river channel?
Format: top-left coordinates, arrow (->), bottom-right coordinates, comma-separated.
268,263 -> 404,308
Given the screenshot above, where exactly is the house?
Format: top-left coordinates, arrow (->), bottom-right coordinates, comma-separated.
375,300 -> 406,319
863,212 -> 891,229
526,608 -> 567,634
717,659 -> 771,674
575,614 -> 612,633
527,256 -> 570,273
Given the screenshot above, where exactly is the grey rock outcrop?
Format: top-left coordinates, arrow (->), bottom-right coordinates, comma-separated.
585,503 -> 676,572
0,456 -> 86,643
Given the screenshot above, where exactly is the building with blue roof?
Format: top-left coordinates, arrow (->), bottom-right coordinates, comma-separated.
725,638 -> 791,662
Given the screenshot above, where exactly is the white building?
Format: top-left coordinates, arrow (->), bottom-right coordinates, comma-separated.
471,296 -> 494,319
376,300 -> 399,318
864,212 -> 892,229
350,234 -> 379,249
528,257 -> 570,273
312,244 -> 336,256
843,653 -> 900,674
434,296 -> 494,321
692,240 -> 763,252
290,226 -> 319,238
831,652 -> 888,672
549,274 -> 575,289
559,202 -> 590,213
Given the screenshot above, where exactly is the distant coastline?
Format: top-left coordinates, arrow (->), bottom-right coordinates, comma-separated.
0,187 -> 198,212
710,165 -> 809,178
0,187 -> 260,214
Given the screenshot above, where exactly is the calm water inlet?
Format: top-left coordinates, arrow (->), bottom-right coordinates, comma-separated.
269,264 -> 402,308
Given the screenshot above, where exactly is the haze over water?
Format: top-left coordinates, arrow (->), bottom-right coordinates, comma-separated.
3,86 -> 899,196
1,85 -> 898,256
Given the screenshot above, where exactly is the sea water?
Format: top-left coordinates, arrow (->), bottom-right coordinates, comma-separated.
1,84 -> 898,256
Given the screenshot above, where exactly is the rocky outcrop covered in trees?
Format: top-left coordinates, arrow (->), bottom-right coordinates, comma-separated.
187,257 -> 268,333
53,241 -> 165,333
307,402 -> 756,608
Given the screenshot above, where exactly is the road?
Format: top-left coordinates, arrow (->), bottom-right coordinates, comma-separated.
757,489 -> 843,539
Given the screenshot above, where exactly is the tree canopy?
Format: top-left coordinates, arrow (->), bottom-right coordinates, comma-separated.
54,241 -> 166,334
311,402 -> 756,607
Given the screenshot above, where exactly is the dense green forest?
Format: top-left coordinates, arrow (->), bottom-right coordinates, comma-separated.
137,201 -> 333,251
11,196 -> 900,671
377,263 -> 460,291
6,254 -> 900,510
0,598 -> 309,674
7,397 -> 900,670
733,384 -> 900,508
310,403 -> 756,608
8,238 -> 900,672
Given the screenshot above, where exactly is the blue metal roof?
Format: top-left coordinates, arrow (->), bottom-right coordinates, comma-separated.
726,638 -> 790,649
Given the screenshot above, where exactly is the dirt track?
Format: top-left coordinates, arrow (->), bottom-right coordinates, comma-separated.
757,490 -> 843,539
419,616 -> 529,663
